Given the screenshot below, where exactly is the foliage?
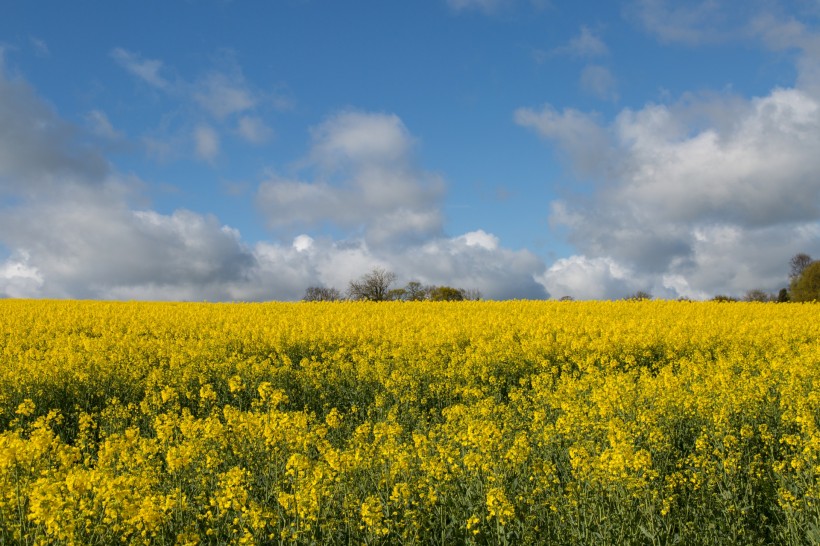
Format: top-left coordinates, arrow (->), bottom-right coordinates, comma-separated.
0,300 -> 818,544
428,286 -> 465,301
711,294 -> 739,302
789,260 -> 820,302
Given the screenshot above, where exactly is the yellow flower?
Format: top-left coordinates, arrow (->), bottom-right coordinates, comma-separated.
360,495 -> 388,536
15,399 -> 35,417
486,487 -> 514,525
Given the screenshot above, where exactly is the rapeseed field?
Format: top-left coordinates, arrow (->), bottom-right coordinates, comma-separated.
0,299 -> 817,545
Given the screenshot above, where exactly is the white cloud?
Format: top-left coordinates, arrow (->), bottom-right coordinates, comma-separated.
624,0 -> 740,45
0,182 -> 547,300
562,26 -> 609,58
292,234 -> 314,252
0,251 -> 44,298
110,48 -> 170,90
458,229 -> 499,250
257,111 -> 445,247
536,26 -> 609,63
518,76 -> 820,298
514,105 -> 615,177
580,65 -> 618,101
236,115 -> 273,144
309,111 -> 414,169
397,234 -> 546,299
519,8 -> 820,299
0,64 -> 548,301
193,124 -> 220,162
538,255 -> 645,300
193,71 -> 256,120
0,185 -> 257,299
111,48 -> 278,162
571,26 -> 608,57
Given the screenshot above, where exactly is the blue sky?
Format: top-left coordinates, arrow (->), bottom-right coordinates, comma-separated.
1,0 -> 819,300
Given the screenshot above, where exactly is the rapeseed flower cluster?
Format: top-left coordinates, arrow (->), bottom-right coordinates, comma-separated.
0,299 -> 817,544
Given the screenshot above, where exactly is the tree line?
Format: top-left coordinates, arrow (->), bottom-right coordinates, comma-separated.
706,253 -> 819,303
305,254 -> 820,303
615,253 -> 820,303
303,268 -> 481,302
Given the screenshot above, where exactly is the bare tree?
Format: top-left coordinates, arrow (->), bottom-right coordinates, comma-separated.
347,268 -> 397,301
743,289 -> 772,302
790,253 -> 813,280
461,288 -> 482,301
303,286 -> 342,302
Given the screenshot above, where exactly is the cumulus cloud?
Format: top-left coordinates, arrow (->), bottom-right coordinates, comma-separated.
309,111 -> 414,169
0,186 -> 547,300
0,188 -> 257,299
0,63 -> 548,301
518,53 -> 820,298
514,105 -> 615,178
246,232 -> 548,301
580,65 -> 618,101
193,124 -> 220,162
257,111 -> 445,247
539,255 -> 646,301
0,65 -> 108,194
0,251 -> 44,298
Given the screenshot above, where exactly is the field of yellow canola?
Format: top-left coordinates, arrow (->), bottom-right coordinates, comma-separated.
0,300 -> 818,545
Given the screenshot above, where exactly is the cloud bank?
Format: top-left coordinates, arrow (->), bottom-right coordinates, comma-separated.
0,59 -> 547,301
518,16 -> 820,299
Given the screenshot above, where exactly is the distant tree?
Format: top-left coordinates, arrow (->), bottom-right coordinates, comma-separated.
743,289 -> 772,303
711,295 -> 739,303
429,286 -> 465,302
386,288 -> 407,301
625,291 -> 652,301
303,286 -> 342,302
559,295 -> 574,302
777,288 -> 790,303
404,281 -> 429,301
461,288 -> 482,301
347,268 -> 397,302
790,253 -> 813,281
789,261 -> 820,302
